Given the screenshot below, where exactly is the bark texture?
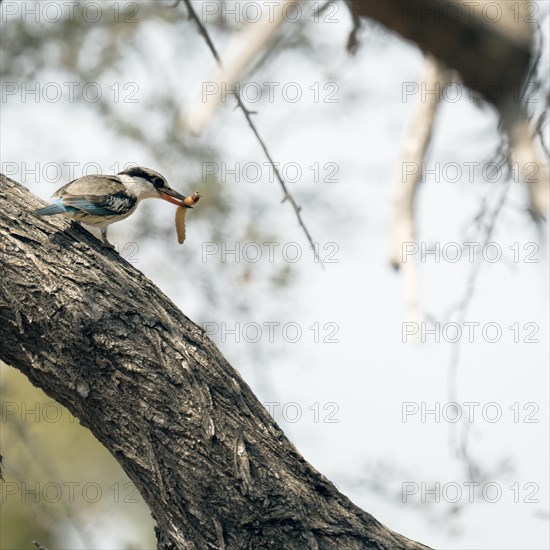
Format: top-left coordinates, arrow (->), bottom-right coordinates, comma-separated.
0,174 -> 431,549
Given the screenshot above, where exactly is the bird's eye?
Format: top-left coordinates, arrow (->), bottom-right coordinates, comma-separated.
153,177 -> 164,189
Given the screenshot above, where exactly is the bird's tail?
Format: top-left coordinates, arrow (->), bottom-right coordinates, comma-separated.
35,203 -> 66,216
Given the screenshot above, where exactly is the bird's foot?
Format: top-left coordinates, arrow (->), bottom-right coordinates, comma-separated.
101,240 -> 116,250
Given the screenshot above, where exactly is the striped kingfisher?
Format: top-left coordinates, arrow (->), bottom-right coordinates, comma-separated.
35,166 -> 191,248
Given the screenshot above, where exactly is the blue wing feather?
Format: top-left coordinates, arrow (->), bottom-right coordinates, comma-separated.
35,200 -> 66,216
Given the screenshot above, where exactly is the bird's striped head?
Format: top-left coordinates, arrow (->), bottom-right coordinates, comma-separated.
118,166 -> 186,205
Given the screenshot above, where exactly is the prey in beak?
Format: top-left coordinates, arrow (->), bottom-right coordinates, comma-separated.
175,192 -> 202,245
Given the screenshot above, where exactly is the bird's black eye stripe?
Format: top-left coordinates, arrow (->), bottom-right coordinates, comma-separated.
118,167 -> 165,187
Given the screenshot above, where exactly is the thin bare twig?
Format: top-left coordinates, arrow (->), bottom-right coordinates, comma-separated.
443,141 -> 513,479
447,179 -> 512,401
449,179 -> 512,476
180,0 -> 322,265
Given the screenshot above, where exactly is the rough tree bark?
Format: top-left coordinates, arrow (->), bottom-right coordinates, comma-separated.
0,174 -> 431,549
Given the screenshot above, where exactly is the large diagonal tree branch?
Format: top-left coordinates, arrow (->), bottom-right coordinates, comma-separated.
0,174 -> 431,549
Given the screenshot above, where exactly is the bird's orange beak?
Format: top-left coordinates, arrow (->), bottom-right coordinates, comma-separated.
159,187 -> 186,206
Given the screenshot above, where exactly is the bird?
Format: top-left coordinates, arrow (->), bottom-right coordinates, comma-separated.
35,166 -> 191,248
